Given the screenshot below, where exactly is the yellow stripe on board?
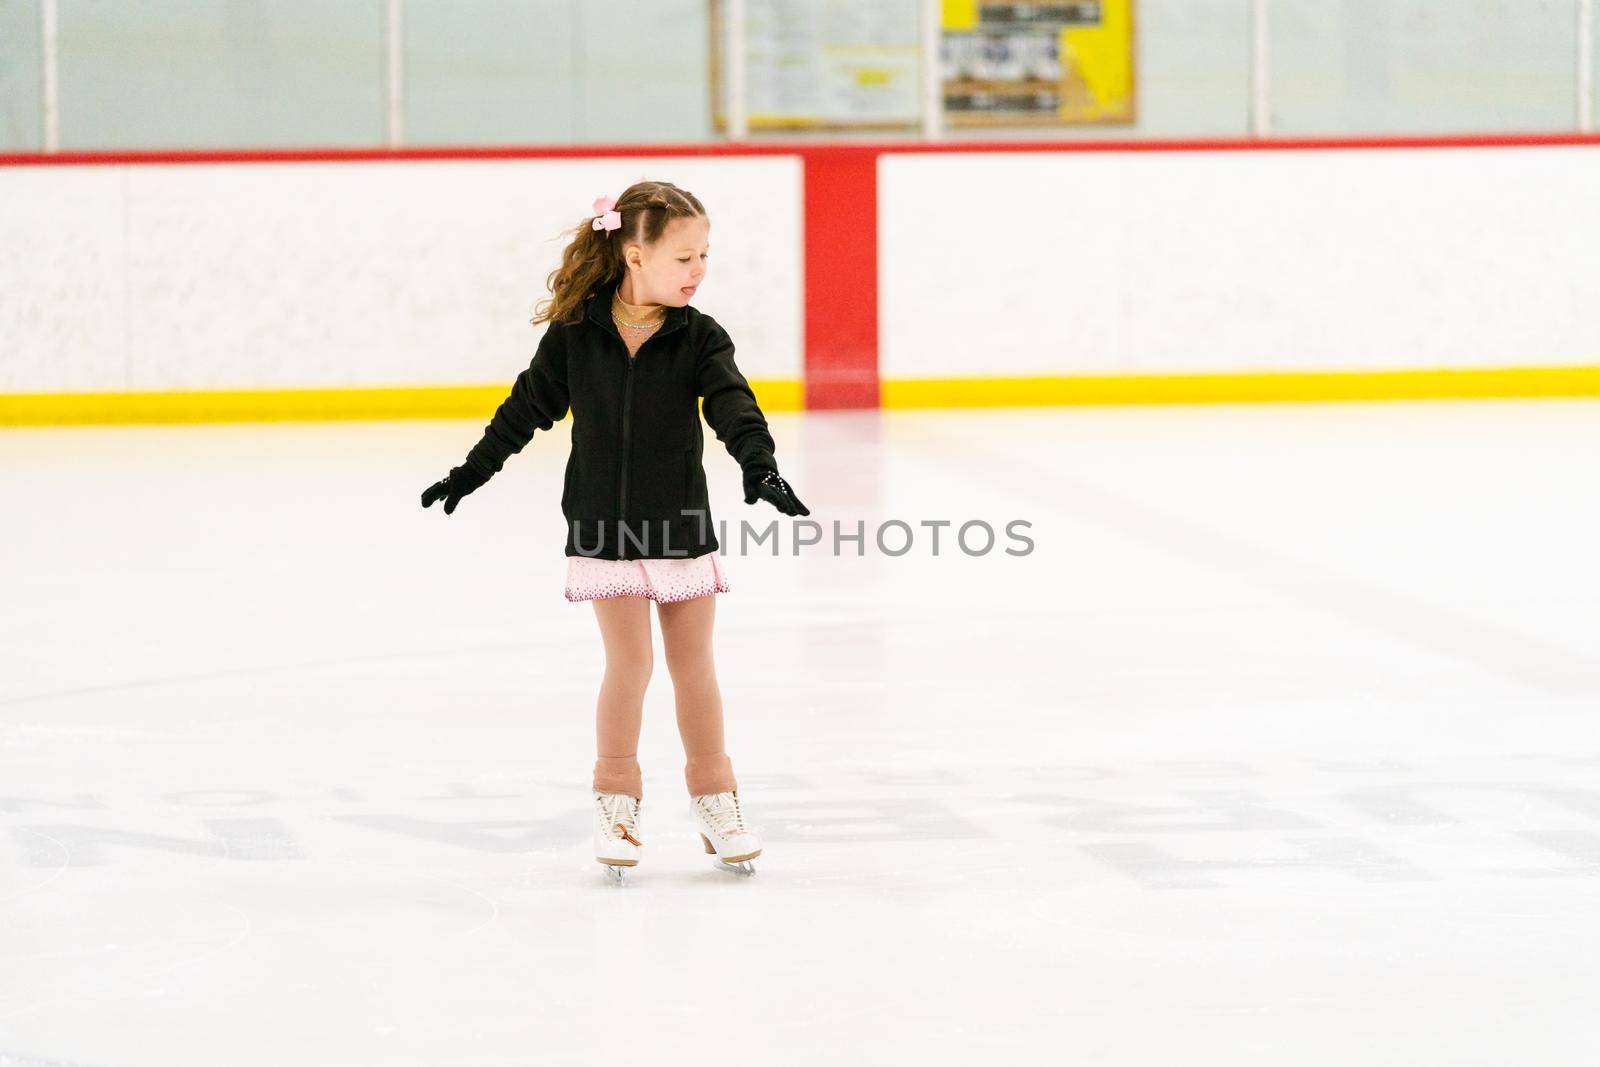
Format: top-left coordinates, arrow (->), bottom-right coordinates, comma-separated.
0,380 -> 806,427
882,366 -> 1600,408
4,368 -> 1600,426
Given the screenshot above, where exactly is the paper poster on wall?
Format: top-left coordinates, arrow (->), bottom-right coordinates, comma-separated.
940,0 -> 1136,126
710,0 -> 923,131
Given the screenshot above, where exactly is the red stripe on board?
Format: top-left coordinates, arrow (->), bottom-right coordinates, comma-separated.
802,150 -> 879,411
6,131 -> 1600,168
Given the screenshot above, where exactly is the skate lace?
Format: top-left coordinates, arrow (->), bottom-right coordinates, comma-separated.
597,793 -> 642,845
696,791 -> 749,837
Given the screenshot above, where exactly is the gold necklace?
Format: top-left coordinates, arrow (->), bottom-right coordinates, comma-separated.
612,288 -> 665,331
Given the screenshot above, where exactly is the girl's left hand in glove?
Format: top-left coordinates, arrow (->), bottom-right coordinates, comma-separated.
743,466 -> 809,516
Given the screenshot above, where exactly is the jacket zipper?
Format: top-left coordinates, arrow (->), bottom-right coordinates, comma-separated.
603,306 -> 675,559
619,352 -> 635,558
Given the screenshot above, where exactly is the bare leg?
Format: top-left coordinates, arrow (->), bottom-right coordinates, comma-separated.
656,592 -> 736,796
590,595 -> 652,800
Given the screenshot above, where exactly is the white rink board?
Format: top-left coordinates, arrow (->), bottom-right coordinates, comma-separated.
880,145 -> 1600,378
8,144 -> 1600,396
0,156 -> 804,392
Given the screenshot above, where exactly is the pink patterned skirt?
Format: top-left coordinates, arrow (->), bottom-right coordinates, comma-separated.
564,551 -> 730,604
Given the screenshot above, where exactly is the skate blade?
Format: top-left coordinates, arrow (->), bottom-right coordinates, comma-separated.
597,856 -> 637,886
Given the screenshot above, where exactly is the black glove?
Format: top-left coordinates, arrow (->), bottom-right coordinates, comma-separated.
420,463 -> 491,515
743,465 -> 809,516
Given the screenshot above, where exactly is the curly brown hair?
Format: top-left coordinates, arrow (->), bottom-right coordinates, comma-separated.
530,179 -> 707,328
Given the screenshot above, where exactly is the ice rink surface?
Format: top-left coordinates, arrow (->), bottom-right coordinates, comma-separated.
3,400 -> 1598,1066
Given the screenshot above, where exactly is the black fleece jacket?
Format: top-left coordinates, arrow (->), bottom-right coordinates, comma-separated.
463,277 -> 779,560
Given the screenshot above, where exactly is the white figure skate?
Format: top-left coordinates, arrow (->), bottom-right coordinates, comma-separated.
690,790 -> 762,876
594,791 -> 643,884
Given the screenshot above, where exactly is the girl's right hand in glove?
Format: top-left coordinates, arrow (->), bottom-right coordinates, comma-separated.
420,464 -> 490,515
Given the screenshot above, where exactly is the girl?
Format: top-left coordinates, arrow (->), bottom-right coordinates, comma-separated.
421,179 -> 808,882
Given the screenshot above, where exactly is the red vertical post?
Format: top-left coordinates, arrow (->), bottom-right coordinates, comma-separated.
802,148 -> 880,410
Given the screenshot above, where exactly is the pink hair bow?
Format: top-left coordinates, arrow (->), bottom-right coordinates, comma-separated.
591,195 -> 622,232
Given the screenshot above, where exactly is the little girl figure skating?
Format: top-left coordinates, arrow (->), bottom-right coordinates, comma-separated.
421,179 -> 808,883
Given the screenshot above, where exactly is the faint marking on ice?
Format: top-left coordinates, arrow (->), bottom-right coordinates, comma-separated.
0,904 -> 254,1025
0,828 -> 70,906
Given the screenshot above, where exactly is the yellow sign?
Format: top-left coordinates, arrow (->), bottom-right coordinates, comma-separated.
941,0 -> 1135,126
1063,2 -> 1133,119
